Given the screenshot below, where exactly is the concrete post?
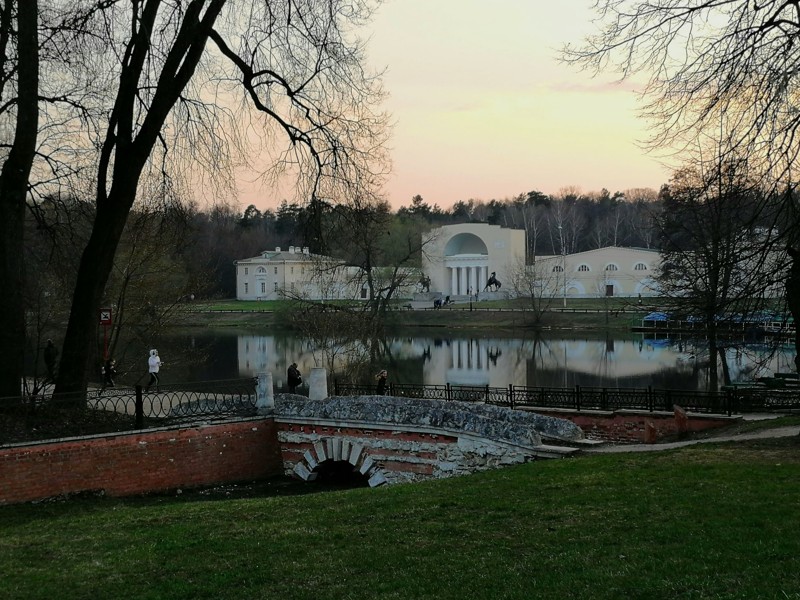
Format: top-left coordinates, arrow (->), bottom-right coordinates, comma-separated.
309,367 -> 328,400
256,372 -> 274,413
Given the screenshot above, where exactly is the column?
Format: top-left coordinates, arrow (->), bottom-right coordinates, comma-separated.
450,267 -> 458,296
309,367 -> 328,400
256,372 -> 274,413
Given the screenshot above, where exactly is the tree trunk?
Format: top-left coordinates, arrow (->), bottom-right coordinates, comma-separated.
53,195 -> 135,398
0,0 -> 38,399
786,247 -> 800,373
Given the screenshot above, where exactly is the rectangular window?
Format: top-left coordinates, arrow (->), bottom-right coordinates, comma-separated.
291,267 -> 294,274
274,282 -> 278,291
261,282 -> 266,293
274,267 -> 278,275
606,284 -> 614,297
244,282 -> 249,294
244,267 -> 248,275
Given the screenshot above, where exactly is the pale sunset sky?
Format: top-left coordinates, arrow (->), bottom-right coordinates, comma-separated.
241,0 -> 671,212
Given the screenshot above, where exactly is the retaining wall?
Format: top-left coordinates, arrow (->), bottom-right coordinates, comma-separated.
0,417 -> 282,505
527,408 -> 738,443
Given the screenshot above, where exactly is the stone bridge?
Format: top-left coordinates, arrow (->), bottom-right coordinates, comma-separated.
273,394 -> 585,486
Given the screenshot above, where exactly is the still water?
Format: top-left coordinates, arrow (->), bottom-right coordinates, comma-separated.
129,329 -> 795,392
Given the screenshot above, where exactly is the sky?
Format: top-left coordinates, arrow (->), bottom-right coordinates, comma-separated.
241,0 -> 671,212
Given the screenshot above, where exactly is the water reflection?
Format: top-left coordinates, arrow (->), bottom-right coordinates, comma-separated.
226,331 -> 795,391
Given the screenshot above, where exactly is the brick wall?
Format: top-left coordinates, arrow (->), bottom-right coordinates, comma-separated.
529,409 -> 736,443
0,418 -> 283,505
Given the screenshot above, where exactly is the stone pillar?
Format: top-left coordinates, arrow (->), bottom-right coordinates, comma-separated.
450,267 -> 457,295
256,372 -> 274,414
473,266 -> 480,293
309,367 -> 328,400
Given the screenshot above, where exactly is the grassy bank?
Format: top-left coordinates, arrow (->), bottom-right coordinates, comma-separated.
3,437 -> 799,599
180,298 -> 650,331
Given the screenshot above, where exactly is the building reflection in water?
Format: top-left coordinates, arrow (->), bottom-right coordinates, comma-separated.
233,333 -> 795,391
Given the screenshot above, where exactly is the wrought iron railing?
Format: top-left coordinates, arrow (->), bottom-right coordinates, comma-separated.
333,381 -> 800,416
1,379 -> 258,445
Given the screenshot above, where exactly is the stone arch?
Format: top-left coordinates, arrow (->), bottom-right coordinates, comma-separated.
292,437 -> 388,487
444,233 -> 488,256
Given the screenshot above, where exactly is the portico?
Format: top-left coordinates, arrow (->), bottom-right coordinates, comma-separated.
423,223 -> 526,296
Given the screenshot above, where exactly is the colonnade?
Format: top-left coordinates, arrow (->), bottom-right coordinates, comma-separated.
447,264 -> 490,296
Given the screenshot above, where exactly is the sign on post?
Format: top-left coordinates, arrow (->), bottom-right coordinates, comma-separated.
99,308 -> 113,326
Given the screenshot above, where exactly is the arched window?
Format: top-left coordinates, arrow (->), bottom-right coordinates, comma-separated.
552,265 -> 564,273
257,267 -> 266,274
634,262 -> 648,271
605,264 -> 619,271
577,264 -> 590,272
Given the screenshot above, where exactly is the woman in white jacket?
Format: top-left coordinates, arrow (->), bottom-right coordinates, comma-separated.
146,349 -> 162,392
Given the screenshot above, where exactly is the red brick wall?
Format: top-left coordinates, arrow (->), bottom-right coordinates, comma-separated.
531,409 -> 735,443
0,418 -> 283,505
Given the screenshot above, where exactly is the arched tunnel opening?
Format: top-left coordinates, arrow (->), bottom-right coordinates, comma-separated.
311,459 -> 370,487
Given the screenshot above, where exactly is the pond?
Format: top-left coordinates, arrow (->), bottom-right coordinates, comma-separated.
117,329 -> 795,392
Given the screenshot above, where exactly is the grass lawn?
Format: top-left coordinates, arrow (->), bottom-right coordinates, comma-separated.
2,437 -> 800,599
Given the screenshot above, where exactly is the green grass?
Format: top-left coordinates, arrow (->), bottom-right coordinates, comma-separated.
3,438 -> 800,599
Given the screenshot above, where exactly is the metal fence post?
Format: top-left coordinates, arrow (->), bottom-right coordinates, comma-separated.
135,385 -> 144,429
575,384 -> 581,412
508,384 -> 514,409
648,385 -> 654,412
446,383 -> 451,402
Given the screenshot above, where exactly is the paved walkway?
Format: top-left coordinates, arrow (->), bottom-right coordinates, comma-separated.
585,425 -> 800,453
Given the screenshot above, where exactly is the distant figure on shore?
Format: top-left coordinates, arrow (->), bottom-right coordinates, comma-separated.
146,349 -> 162,393
44,339 -> 58,380
375,369 -> 388,395
287,362 -> 302,393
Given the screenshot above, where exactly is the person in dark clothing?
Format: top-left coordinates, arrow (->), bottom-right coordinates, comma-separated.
375,369 -> 388,395
44,339 -> 58,380
287,362 -> 302,393
103,359 -> 117,389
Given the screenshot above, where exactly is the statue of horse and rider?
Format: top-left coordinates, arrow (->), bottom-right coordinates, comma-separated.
484,271 -> 501,292
418,274 -> 431,293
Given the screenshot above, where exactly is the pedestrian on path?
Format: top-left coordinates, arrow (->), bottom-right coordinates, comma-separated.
375,369 -> 388,395
146,349 -> 162,392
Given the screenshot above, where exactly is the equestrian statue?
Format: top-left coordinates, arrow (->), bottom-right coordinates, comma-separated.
484,271 -> 502,292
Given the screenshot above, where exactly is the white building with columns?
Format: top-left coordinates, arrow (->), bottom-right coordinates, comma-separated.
422,223 -> 526,296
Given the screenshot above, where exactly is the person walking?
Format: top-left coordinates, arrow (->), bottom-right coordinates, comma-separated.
375,369 -> 388,395
287,362 -> 302,393
44,339 -> 58,380
102,358 -> 117,390
146,349 -> 162,392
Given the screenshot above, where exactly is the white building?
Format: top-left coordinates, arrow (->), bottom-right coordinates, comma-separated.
420,223 -> 660,299
422,223 -> 526,296
234,245 -> 418,301
535,246 -> 661,299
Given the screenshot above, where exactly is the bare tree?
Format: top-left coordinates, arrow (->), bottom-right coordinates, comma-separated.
507,255 -> 561,325
656,162 -> 786,389
564,0 -> 800,369
47,0 -> 387,397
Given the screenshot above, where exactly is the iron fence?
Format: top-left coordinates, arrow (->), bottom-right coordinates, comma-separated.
1,379 -> 258,446
333,381 -> 800,416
